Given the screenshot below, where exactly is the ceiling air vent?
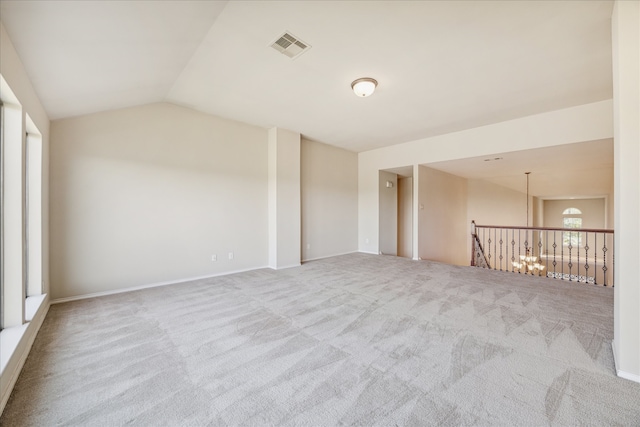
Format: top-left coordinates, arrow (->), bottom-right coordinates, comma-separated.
270,32 -> 310,59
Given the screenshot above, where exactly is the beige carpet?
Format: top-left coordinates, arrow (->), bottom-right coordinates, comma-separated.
2,253 -> 639,426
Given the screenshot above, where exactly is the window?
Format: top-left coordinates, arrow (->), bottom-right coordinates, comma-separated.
0,73 -> 47,409
0,75 -> 44,331
563,207 -> 582,247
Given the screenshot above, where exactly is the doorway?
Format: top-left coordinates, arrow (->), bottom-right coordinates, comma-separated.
378,167 -> 413,258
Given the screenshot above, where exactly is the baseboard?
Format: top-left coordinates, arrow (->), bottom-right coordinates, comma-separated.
358,250 -> 379,255
269,263 -> 302,270
50,266 -> 269,304
611,340 -> 640,383
0,294 -> 50,415
617,370 -> 640,383
302,250 -> 358,263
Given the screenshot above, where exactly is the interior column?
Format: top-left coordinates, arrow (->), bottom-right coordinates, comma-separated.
612,0 -> 640,382
268,127 -> 301,269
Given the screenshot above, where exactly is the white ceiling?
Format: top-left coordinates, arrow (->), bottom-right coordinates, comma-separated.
426,139 -> 614,198
1,0 -> 614,154
0,1 -> 228,120
0,1 -> 615,198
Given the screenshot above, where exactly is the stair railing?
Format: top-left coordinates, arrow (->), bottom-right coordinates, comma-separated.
470,220 -> 614,287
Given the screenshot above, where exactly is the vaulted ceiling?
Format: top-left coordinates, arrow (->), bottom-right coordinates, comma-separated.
1,0 -> 614,154
1,1 -> 616,198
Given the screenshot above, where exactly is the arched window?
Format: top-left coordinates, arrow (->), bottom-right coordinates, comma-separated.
563,207 -> 582,246
563,207 -> 582,215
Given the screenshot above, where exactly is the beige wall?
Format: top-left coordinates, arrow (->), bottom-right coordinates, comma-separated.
397,177 -> 413,258
268,127 -> 301,269
300,139 -> 357,261
466,179 -> 532,267
358,100 -> 613,255
418,166 -> 467,265
378,171 -> 398,255
467,179 -> 530,227
50,103 -> 269,299
543,198 -> 605,229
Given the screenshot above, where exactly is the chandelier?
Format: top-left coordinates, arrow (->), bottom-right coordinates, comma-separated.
512,251 -> 545,274
511,172 -> 545,275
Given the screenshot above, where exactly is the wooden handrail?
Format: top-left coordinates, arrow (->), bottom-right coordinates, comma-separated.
469,220 -> 614,286
472,222 -> 613,234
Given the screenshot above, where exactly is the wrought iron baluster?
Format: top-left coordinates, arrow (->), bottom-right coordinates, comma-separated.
511,229 -> 515,273
487,228 -> 492,269
602,237 -> 608,287
482,227 -> 487,268
561,231 -> 564,280
584,232 -> 590,284
594,233 -> 598,285
552,230 -> 557,278
537,231 -> 543,276
568,236 -> 573,281
499,228 -> 503,271
469,222 -> 613,287
577,230 -> 581,282
545,230 -> 549,275
494,228 -> 497,271
518,229 -> 521,274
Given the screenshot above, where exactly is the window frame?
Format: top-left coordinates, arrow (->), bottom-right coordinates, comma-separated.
562,207 -> 583,248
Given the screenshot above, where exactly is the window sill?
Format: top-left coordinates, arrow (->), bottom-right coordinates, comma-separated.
0,294 -> 48,374
25,294 -> 46,322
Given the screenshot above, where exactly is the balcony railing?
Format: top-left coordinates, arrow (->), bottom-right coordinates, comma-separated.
471,221 -> 614,287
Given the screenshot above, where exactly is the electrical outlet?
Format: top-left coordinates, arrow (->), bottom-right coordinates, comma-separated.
211,254 -> 217,261
365,238 -> 370,244
228,252 -> 234,260
306,243 -> 311,249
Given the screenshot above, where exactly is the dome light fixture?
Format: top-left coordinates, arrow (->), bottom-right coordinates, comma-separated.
351,77 -> 377,97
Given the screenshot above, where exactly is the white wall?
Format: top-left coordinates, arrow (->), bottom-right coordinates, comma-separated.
418,166 -> 467,265
612,0 -> 640,381
300,139 -> 357,261
50,103 -> 269,299
378,171 -> 397,255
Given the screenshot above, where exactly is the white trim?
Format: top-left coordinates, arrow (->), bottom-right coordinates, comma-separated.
617,370 -> 640,383
358,250 -> 379,255
50,266 -> 269,304
611,340 -> 640,383
0,294 -> 49,414
302,250 -> 358,263
25,294 -> 46,322
269,263 -> 302,270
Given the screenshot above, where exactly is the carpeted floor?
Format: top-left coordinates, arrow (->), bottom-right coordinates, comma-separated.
2,253 -> 639,426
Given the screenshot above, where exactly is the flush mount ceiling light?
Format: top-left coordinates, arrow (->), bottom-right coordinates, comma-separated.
351,78 -> 377,97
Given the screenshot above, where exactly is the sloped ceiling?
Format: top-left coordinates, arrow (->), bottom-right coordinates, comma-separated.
0,0 -> 614,154
0,1 -> 228,120
0,0 -> 612,151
